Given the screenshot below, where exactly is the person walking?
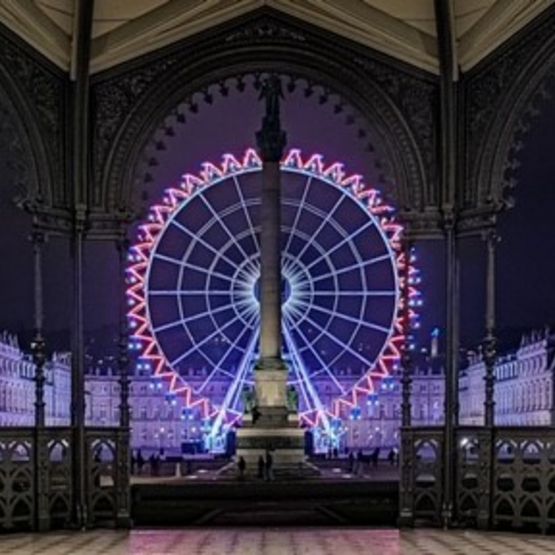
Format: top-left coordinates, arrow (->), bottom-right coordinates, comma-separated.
348,450 -> 355,474
131,451 -> 137,475
137,449 -> 144,475
257,455 -> 265,479
265,450 -> 274,481
356,450 -> 364,476
238,456 -> 246,480
388,448 -> 395,466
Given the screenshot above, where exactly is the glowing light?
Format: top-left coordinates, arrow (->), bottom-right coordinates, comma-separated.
127,148 -> 420,451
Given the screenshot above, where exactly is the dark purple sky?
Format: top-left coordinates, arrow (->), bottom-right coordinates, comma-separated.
0,77 -> 553,355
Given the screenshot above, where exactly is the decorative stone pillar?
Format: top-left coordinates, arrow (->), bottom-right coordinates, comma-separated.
30,229 -> 47,428
476,227 -> 498,530
71,220 -> 87,529
399,238 -> 415,527
117,235 -> 131,429
483,229 -> 498,427
401,240 -> 414,429
116,231 -> 131,528
442,218 -> 460,528
30,227 -> 49,532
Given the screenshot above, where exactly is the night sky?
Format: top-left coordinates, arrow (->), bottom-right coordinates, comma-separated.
0,76 -> 554,358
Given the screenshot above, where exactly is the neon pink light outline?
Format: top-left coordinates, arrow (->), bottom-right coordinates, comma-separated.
127,148 -> 420,431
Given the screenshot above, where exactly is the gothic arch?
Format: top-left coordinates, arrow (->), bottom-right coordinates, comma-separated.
0,25 -> 67,223
463,8 -> 555,224
90,8 -> 438,237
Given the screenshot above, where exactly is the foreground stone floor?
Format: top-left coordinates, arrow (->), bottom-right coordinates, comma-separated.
1,528 -> 554,555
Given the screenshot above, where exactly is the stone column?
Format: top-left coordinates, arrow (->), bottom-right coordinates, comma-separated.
71,225 -> 87,528
401,240 -> 414,429
117,234 -> 131,429
442,219 -> 460,528
483,229 -> 498,427
116,231 -> 131,528
399,238 -> 415,527
30,229 -> 47,428
31,227 -> 49,531
236,77 -> 306,468
254,76 -> 288,415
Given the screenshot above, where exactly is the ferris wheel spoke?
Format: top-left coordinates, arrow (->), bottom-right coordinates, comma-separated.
233,174 -> 260,252
309,303 -> 390,334
210,327 -> 260,436
149,290 -> 231,296
284,312 -> 346,395
311,253 -> 391,283
197,311 -> 258,394
199,193 -> 259,276
153,253 -> 235,284
304,219 -> 375,273
285,302 -> 307,324
283,175 -> 312,256
301,312 -> 376,370
235,301 -> 259,322
170,220 -> 252,281
152,301 -> 238,334
285,266 -> 309,289
170,310 -> 252,367
292,194 -> 347,266
311,290 -> 395,297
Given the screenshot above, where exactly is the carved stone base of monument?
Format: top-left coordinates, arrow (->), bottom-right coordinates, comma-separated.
236,425 -> 306,467
236,360 -> 308,471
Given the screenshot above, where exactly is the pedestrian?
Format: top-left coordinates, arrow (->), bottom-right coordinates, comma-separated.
356,450 -> 364,476
131,451 -> 137,475
149,453 -> 155,476
372,447 -> 380,469
265,450 -> 274,481
388,448 -> 395,466
238,456 -> 246,480
348,450 -> 355,474
257,455 -> 265,479
137,449 -> 144,475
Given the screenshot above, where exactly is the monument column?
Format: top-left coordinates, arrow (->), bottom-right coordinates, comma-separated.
236,76 -> 306,469
254,76 -> 288,415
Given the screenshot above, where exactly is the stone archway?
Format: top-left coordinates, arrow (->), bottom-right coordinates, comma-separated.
90,8 -> 439,238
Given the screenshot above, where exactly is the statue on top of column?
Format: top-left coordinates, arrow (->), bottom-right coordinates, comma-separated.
256,75 -> 287,162
259,74 -> 284,123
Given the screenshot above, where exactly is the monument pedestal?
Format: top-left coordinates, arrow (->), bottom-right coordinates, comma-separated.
236,421 -> 306,467
237,365 -> 306,467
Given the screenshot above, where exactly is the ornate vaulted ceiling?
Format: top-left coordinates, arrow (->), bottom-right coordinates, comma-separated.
0,0 -> 552,74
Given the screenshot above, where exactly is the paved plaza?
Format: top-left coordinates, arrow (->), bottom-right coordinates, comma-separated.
0,528 -> 554,555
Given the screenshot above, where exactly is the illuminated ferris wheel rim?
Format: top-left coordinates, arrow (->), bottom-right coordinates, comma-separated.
127,148 -> 417,431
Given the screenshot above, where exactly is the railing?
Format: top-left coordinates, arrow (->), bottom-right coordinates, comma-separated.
455,427 -> 493,529
492,427 -> 555,533
0,426 -> 129,532
400,425 -> 555,533
85,427 -> 130,528
399,426 -> 443,526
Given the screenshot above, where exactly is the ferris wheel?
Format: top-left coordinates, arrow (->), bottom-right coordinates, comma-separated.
127,149 -> 419,448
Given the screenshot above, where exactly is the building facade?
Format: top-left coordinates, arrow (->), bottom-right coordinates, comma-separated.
1,328 -> 553,453
0,332 -> 71,427
459,328 -> 555,426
